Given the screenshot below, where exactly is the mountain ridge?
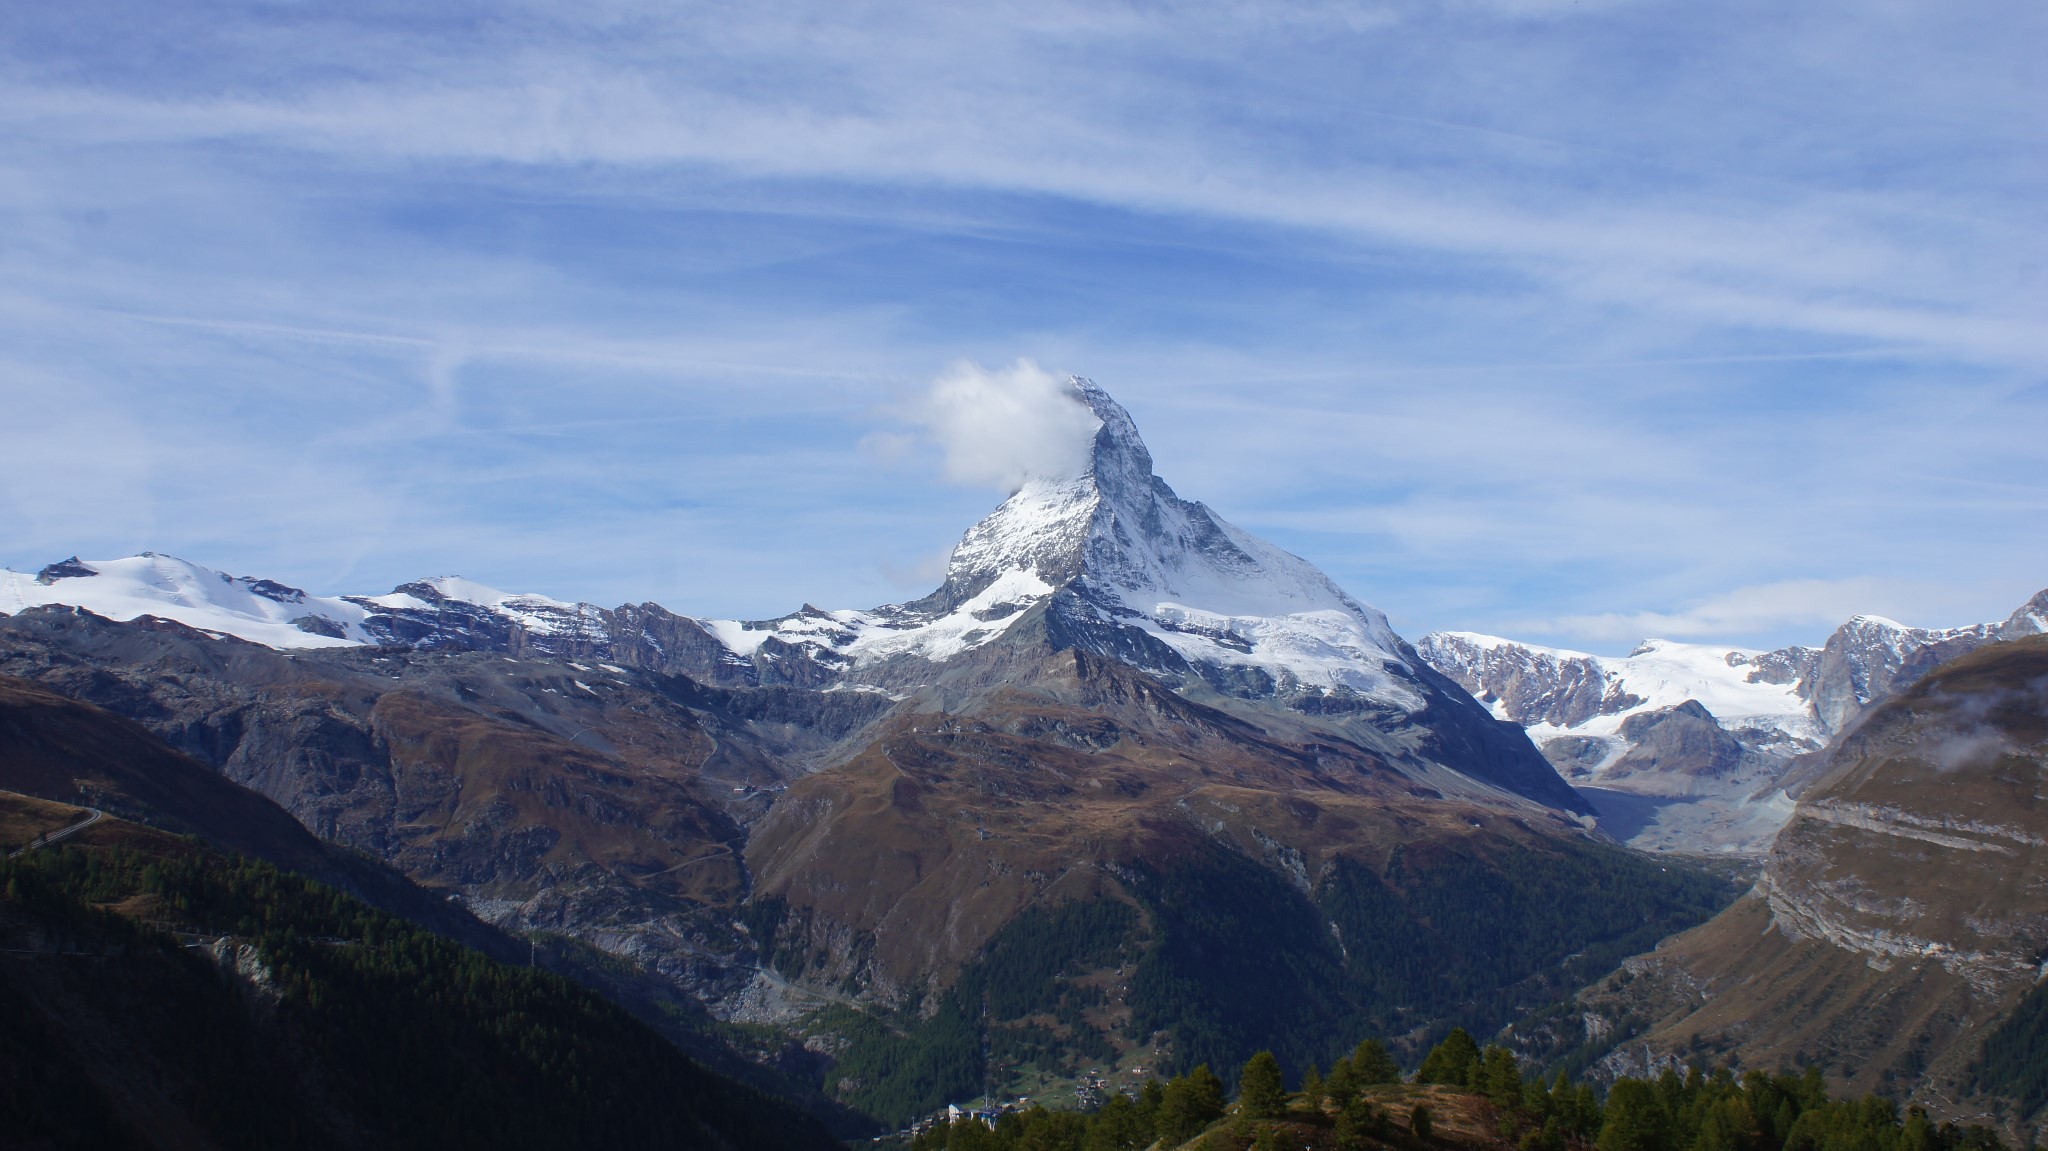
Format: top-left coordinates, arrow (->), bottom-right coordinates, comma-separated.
4,377 -> 1581,816
4,380 -> 1418,705
1416,591 -> 2047,853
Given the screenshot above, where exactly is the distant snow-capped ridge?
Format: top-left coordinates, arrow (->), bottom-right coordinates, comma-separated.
1418,587 -> 2045,751
1416,595 -> 2044,853
1415,632 -> 1824,748
3,553 -> 378,650
3,378 -> 1429,711
0,555 -> 623,653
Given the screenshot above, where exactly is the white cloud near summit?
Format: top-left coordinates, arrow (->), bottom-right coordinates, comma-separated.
906,360 -> 1101,491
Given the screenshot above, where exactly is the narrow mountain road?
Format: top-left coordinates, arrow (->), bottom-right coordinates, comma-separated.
641,842 -> 734,878
7,806 -> 105,858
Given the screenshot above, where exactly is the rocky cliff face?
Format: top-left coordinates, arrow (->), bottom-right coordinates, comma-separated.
0,603 -> 898,1005
1759,637 -> 2048,993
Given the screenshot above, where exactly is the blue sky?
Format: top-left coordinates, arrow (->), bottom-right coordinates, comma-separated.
2,0 -> 2043,653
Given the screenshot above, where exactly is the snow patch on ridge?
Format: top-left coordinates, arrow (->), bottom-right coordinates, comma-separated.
1422,630 -> 1820,744
3,555 -> 372,649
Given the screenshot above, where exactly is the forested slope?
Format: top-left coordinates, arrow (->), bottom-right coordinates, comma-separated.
0,798 -> 842,1151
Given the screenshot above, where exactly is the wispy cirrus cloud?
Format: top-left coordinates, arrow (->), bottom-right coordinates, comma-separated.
1506,579 -> 1936,647
0,0 -> 2042,646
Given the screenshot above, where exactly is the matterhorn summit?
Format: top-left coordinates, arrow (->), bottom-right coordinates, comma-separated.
714,378 -> 1421,707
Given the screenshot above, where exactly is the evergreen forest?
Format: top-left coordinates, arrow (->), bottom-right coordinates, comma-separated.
801,835 -> 1736,1126
908,1029 -> 2017,1151
0,836 -> 840,1151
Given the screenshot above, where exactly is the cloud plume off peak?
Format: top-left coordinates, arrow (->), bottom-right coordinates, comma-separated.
909,359 -> 1101,491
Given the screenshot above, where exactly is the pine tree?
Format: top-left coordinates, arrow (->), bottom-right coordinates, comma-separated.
1521,1121 -> 1566,1151
1418,1029 -> 1482,1087
1085,1094 -> 1150,1151
1138,1078 -> 1165,1129
1158,1064 -> 1227,1145
1352,1039 -> 1402,1086
1239,1051 -> 1288,1120
1326,1055 -> 1359,1105
1598,1079 -> 1669,1151
1479,1046 -> 1524,1109
1334,1105 -> 1368,1151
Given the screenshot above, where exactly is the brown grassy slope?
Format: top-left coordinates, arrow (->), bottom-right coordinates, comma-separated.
0,788 -> 97,853
0,673 -> 351,864
358,687 -> 744,905
1159,1084 -> 1523,1151
748,646 -> 1593,1003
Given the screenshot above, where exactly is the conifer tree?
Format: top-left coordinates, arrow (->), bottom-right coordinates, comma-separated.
1085,1094 -> 1150,1151
1479,1046 -> 1524,1109
1158,1064 -> 1227,1145
1138,1078 -> 1165,1128
1326,1055 -> 1359,1105
1598,1078 -> 1669,1151
1302,1063 -> 1325,1107
1239,1051 -> 1288,1121
1352,1039 -> 1402,1086
1418,1029 -> 1482,1087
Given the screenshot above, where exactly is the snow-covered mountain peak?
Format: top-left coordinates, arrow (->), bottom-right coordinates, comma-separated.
1418,631 -> 1816,735
2006,589 -> 2048,638
933,381 -> 1386,613
1419,589 -> 2048,852
358,575 -> 576,614
1071,376 -> 1154,499
854,378 -> 1414,700
343,575 -> 608,645
416,576 -> 515,605
3,554 -> 375,648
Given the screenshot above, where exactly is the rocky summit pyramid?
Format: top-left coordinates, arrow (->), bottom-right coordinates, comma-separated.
710,379 -> 1420,704
680,378 -> 1581,810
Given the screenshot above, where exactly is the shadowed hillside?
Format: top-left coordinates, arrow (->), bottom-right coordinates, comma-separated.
0,794 -> 843,1151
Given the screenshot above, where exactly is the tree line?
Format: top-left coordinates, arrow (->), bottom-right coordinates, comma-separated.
909,1028 -> 2016,1151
